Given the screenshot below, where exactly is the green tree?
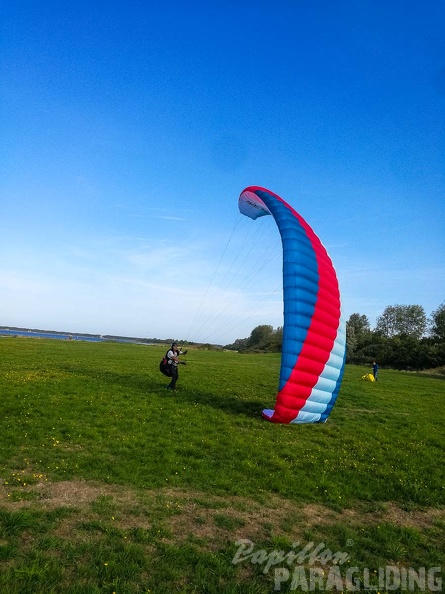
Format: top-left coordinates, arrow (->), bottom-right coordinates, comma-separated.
429,302 -> 445,341
224,337 -> 248,351
346,313 -> 371,363
270,326 -> 283,352
247,325 -> 274,350
376,304 -> 427,339
348,313 -> 371,335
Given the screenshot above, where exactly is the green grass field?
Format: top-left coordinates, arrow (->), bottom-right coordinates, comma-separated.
0,337 -> 444,593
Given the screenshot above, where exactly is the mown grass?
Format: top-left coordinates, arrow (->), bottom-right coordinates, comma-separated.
0,337 -> 444,593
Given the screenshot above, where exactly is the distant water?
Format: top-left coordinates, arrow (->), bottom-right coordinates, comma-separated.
0,329 -> 105,342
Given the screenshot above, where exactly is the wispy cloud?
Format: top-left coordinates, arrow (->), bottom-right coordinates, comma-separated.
154,215 -> 188,221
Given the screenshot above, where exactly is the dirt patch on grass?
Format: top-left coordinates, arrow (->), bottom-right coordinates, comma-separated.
358,502 -> 445,529
0,479 -> 444,545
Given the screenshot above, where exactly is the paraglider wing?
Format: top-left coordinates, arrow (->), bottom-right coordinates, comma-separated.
239,187 -> 346,424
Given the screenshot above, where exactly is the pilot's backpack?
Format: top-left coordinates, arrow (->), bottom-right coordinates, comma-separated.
159,351 -> 172,376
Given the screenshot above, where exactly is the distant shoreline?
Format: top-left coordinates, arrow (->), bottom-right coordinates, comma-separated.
0,326 -> 161,344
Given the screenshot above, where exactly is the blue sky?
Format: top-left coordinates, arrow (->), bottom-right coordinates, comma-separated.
1,0 -> 444,344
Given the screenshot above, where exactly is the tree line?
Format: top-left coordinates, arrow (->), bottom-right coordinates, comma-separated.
225,302 -> 445,371
346,303 -> 445,370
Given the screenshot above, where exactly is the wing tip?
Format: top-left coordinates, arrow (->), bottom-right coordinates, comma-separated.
262,409 -> 275,421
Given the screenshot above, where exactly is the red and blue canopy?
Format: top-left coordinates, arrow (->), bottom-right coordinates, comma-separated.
239,186 -> 346,424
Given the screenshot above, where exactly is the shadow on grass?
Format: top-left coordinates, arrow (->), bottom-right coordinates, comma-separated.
58,364 -> 267,419
59,363 -> 157,392
177,387 -> 267,419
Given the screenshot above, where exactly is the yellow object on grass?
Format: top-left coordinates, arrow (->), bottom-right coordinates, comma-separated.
361,373 -> 375,382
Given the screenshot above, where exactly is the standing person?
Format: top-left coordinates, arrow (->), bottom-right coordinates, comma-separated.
372,361 -> 379,381
166,342 -> 187,390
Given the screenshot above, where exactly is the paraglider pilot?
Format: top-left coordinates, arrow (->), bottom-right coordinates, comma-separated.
166,342 -> 187,390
